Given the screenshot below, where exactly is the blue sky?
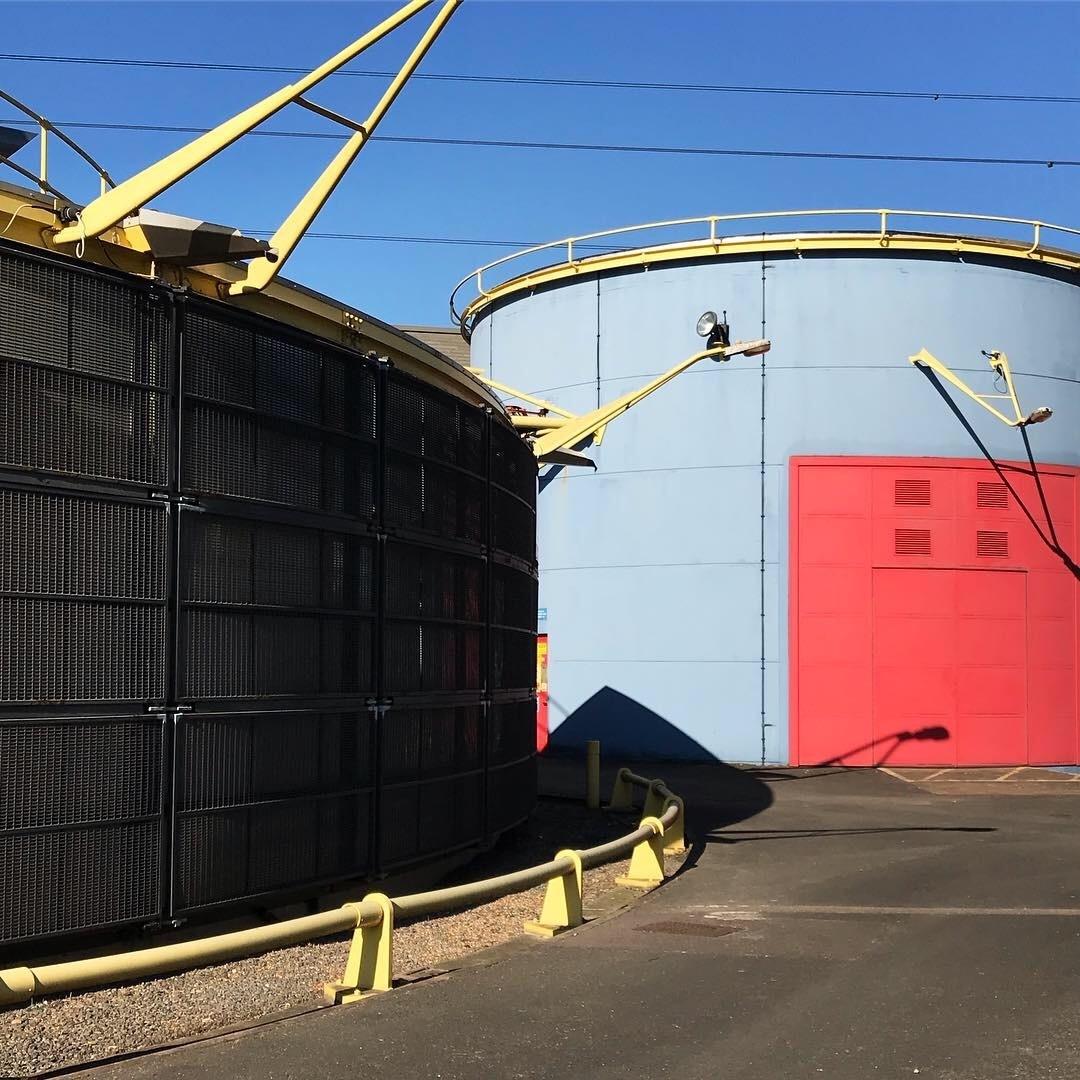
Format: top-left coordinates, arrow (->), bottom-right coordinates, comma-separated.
5,1 -> 1080,325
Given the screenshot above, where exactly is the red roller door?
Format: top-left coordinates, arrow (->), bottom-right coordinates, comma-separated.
790,457 -> 1080,767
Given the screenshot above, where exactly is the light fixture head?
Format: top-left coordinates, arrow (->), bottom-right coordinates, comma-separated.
696,310 -> 718,338
741,341 -> 771,357
1024,406 -> 1053,426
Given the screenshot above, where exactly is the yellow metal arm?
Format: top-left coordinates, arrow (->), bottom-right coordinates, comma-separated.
909,348 -> 1053,428
526,339 -> 769,464
52,0 -> 451,258
231,0 -> 461,294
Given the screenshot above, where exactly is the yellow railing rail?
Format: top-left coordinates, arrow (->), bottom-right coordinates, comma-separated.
0,768 -> 685,1009
448,208 -> 1080,334
0,89 -> 115,201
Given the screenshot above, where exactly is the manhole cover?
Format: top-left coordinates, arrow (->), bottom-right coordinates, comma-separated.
637,920 -> 741,937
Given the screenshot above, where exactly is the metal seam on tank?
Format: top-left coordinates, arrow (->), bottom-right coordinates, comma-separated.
760,248 -> 768,766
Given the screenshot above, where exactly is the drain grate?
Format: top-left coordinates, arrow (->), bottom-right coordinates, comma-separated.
637,920 -> 741,938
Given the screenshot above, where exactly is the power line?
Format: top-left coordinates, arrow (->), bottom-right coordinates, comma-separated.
4,117 -> 1075,168
3,52 -> 1080,106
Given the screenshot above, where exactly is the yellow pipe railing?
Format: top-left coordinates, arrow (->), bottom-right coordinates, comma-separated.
0,766 -> 685,1009
448,208 -> 1080,333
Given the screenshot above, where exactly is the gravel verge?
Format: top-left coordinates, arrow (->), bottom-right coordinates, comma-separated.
0,799 -> 680,1077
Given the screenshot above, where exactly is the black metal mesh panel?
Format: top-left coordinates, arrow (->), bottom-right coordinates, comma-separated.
383,371 -> 486,543
0,487 -> 168,706
179,513 -> 375,702
382,542 -> 484,694
0,251 -> 170,386
172,710 -> 373,910
0,716 -> 163,943
0,249 -> 170,487
377,704 -> 483,868
491,488 -> 536,564
0,361 -> 169,486
181,305 -> 377,516
486,754 -> 538,837
491,421 -> 538,507
488,699 -> 537,768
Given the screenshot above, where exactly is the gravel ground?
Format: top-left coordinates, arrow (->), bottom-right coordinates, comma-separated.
0,800 -> 678,1078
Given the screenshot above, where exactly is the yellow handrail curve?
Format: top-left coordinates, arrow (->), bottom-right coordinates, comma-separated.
448,208 -> 1080,337
0,768 -> 683,1009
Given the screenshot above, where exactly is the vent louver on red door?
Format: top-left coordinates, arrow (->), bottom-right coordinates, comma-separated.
977,482 -> 1009,509
895,528 -> 932,556
977,530 -> 1009,558
895,479 -> 931,506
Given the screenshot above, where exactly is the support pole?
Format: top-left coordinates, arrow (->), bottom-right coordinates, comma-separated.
608,767 -> 635,812
585,740 -> 601,810
642,780 -> 667,820
616,818 -> 667,889
324,894 -> 394,1005
523,851 -> 584,938
661,796 -> 687,855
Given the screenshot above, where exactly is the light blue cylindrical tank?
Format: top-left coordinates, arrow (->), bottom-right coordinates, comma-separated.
469,240 -> 1080,763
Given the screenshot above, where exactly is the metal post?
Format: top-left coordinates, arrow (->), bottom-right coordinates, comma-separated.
523,850 -> 583,938
324,894 -> 394,1004
585,740 -> 600,810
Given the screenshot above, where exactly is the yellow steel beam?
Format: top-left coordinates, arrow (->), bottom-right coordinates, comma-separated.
909,347 -> 1054,428
52,0 -> 435,246
466,369 -> 577,419
530,338 -> 769,463
230,0 -> 461,295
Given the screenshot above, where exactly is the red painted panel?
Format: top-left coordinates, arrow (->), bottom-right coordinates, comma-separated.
791,457 -> 1080,767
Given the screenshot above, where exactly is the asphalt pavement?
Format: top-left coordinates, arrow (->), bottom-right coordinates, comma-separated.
84,761 -> 1080,1080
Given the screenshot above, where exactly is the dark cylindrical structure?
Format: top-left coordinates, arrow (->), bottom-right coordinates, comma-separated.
0,237 -> 538,949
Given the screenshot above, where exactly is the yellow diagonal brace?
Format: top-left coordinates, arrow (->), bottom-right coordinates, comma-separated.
53,0 -> 435,245
231,0 -> 461,294
909,347 -> 1041,428
531,339 -> 769,462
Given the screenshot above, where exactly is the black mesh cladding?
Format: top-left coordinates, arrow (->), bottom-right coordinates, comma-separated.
0,487 -> 168,705
0,716 -> 163,942
383,371 -> 486,543
181,304 -> 377,517
0,252 -> 170,487
377,704 -> 483,868
178,512 -> 375,702
171,711 -> 373,910
486,754 -> 538,837
491,562 -> 538,692
488,698 -> 537,767
490,419 -> 537,564
0,243 -> 539,941
383,542 -> 485,694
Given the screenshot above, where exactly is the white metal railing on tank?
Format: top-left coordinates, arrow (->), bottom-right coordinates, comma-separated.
449,208 -> 1080,333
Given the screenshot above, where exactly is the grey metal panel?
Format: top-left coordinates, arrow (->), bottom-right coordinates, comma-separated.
484,247 -> 1080,765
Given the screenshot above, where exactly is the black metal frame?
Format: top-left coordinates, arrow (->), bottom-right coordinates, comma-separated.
0,239 -> 538,948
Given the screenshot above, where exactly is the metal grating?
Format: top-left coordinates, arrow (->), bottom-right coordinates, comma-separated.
486,754 -> 537,837
488,699 -> 537,767
894,478 -> 931,506
894,528 -> 932,557
179,512 -> 375,702
0,716 -> 163,943
0,242 -> 538,942
977,481 -> 1009,509
172,711 -> 373,910
977,530 -> 1009,558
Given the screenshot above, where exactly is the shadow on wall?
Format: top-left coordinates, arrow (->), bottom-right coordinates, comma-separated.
548,686 -> 719,762
813,725 -> 951,768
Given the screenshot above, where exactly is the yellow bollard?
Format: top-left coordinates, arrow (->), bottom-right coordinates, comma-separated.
323,893 -> 394,1004
616,817 -> 667,889
586,740 -> 601,810
524,850 -> 584,938
608,767 -> 635,811
642,780 -> 667,820
661,796 -> 687,854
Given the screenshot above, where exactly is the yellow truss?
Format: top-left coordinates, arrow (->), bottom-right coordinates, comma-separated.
909,348 -> 1053,428
49,0 -> 460,294
476,338 -> 770,465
